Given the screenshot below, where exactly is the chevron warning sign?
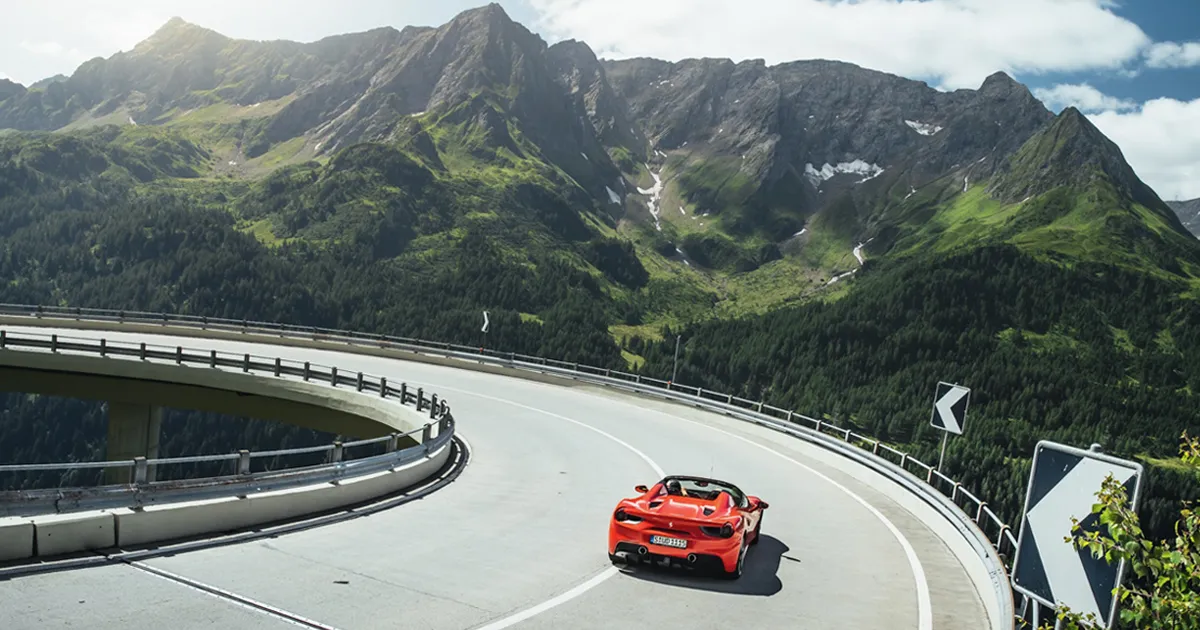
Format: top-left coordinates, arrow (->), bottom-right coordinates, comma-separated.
929,381 -> 970,435
1011,441 -> 1144,628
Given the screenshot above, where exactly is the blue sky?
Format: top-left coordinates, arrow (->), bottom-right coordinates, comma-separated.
1,0 -> 1198,199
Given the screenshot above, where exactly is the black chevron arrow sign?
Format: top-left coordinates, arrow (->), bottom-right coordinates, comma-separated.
930,381 -> 970,436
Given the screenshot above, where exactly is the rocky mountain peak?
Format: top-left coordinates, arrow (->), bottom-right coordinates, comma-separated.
135,16 -> 228,54
1167,199 -> 1200,237
989,104 -> 1169,214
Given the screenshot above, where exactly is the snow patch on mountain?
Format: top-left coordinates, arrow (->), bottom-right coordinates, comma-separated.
606,186 -> 621,205
637,165 -> 665,231
805,160 -> 885,187
905,120 -> 943,136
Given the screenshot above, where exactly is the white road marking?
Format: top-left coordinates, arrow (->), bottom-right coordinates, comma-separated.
435,386 -> 665,478
431,386 -> 664,628
472,567 -> 620,630
129,560 -> 341,629
651,411 -> 934,630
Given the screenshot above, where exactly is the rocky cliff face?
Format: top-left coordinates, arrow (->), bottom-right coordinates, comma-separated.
603,57 -> 1057,238
1168,199 -> 1200,237
0,2 -> 1189,274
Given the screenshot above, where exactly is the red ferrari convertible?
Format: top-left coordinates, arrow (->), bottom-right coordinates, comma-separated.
608,475 -> 768,579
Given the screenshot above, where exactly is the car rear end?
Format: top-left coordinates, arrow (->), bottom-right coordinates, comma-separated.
609,505 -> 742,573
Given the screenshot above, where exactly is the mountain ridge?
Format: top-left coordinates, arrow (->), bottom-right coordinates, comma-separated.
1,3 -> 1196,323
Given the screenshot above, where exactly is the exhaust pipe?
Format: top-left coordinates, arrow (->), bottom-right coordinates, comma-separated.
687,553 -> 697,564
637,546 -> 648,556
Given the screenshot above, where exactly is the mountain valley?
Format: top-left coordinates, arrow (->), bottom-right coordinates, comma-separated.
1,3 -> 1198,539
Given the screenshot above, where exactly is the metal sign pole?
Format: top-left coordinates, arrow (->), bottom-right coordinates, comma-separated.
671,334 -> 681,383
938,431 -> 949,470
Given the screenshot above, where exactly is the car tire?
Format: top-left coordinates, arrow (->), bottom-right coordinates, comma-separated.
720,541 -> 746,580
750,518 -> 762,546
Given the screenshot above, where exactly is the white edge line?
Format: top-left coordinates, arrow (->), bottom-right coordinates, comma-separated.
435,385 -> 665,479
129,560 -> 341,629
655,413 -> 934,630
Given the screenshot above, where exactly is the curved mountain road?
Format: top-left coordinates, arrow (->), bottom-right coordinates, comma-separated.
0,327 -> 990,629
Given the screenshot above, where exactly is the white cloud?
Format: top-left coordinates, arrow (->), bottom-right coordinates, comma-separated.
1144,41 -> 1200,69
526,0 -> 1151,89
1033,83 -> 1138,113
1083,97 -> 1200,201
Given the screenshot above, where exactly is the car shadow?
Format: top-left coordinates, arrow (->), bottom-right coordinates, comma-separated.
617,534 -> 789,596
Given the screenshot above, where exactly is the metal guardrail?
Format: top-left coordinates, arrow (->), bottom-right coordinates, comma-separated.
0,303 -> 1025,627
0,328 -> 455,517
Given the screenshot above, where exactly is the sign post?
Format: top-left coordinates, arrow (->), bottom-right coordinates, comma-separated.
930,381 -> 970,470
1010,442 -> 1144,629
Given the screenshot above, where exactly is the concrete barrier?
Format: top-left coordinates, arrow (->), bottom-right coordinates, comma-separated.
114,442 -> 452,548
33,511 -> 116,557
0,519 -> 34,561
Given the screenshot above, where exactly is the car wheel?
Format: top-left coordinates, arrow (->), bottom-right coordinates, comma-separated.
720,541 -> 746,580
750,518 -> 762,546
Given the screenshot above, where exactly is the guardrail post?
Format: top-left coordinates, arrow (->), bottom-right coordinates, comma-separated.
976,502 -> 986,524
274,358 -> 281,376
380,377 -> 387,397
356,372 -> 364,391
429,394 -> 439,419
139,342 -> 146,360
952,482 -> 962,503
756,401 -> 764,412
208,350 -> 216,367
416,388 -> 425,410
0,330 -> 6,348
133,457 -> 148,485
400,382 -> 408,403
872,441 -> 881,455
635,374 -> 641,383
176,346 -> 183,364
387,433 -> 400,452
785,410 -> 793,422
927,468 -> 935,484
331,441 -> 344,463
330,366 -> 338,386
51,334 -> 58,352
243,353 -> 250,372
605,368 -> 610,377
303,362 -> 310,380
202,316 -> 208,329
99,338 -> 106,356
816,419 -> 823,432
421,423 -> 433,445
727,393 -> 733,403
900,453 -> 909,470
238,450 -> 251,475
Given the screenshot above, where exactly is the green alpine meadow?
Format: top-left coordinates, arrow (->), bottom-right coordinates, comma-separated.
1,4 -> 1197,546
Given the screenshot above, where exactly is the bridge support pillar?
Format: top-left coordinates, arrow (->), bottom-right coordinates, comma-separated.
105,402 -> 163,485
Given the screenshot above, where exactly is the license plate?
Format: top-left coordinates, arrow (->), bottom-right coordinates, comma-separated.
650,535 -> 687,549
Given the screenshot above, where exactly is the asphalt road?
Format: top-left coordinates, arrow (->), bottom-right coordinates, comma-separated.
0,326 -> 990,629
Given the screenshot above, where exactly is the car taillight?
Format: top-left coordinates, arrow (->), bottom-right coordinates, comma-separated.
615,509 -> 628,521
701,524 -> 736,538
614,509 -> 641,523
